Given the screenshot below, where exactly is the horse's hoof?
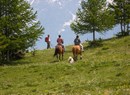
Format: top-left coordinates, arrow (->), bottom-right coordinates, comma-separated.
80,57 -> 82,60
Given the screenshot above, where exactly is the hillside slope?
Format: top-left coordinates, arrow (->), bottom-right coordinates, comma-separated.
0,36 -> 130,94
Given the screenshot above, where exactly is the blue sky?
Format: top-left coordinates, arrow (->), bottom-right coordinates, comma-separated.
26,0 -> 119,50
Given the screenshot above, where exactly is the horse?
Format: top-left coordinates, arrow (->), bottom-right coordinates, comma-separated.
72,45 -> 82,61
54,45 -> 64,60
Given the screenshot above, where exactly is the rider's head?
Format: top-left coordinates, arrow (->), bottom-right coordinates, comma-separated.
76,35 -> 79,38
59,35 -> 61,38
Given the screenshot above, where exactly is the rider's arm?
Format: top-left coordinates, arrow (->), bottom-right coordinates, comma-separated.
62,39 -> 64,44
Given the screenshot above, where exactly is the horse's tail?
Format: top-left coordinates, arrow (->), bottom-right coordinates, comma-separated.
72,47 -> 75,55
72,47 -> 77,57
53,52 -> 56,57
53,48 -> 58,57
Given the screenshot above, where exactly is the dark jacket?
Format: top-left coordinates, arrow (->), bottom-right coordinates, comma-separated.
74,38 -> 81,45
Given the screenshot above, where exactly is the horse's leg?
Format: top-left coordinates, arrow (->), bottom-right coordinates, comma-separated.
74,54 -> 77,61
75,50 -> 78,61
73,52 -> 76,61
80,51 -> 82,60
61,49 -> 64,60
62,53 -> 63,60
72,48 -> 74,61
62,54 -> 63,60
76,54 -> 78,61
59,54 -> 61,61
56,54 -> 58,60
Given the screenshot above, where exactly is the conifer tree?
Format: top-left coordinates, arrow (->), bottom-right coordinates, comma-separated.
0,0 -> 44,62
70,0 -> 115,41
110,0 -> 130,36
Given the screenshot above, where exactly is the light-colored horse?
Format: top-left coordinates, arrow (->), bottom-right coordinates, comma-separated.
72,45 -> 82,61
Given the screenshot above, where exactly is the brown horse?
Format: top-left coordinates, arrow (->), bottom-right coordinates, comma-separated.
72,45 -> 82,61
54,45 -> 64,60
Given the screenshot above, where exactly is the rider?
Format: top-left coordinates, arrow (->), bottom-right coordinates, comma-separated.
74,35 -> 84,51
57,35 -> 64,45
57,35 -> 65,51
54,35 -> 65,56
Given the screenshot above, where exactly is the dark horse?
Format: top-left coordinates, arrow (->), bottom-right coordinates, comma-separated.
72,45 -> 82,61
54,45 -> 64,60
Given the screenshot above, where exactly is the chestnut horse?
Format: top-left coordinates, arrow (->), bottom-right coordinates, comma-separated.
54,45 -> 64,60
72,45 -> 82,61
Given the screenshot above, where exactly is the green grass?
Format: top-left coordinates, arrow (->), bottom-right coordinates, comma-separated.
0,36 -> 130,94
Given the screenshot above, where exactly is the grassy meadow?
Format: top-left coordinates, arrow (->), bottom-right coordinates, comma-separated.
0,36 -> 130,95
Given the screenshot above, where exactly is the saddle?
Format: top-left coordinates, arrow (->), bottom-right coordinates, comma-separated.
56,44 -> 64,51
74,45 -> 81,51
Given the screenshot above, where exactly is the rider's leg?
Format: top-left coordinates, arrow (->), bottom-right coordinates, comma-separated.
62,45 -> 65,52
80,44 -> 84,51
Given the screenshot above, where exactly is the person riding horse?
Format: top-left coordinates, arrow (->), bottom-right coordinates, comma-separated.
54,35 -> 65,60
74,35 -> 84,51
72,35 -> 83,61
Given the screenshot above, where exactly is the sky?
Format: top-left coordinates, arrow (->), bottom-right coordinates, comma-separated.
26,0 -> 119,50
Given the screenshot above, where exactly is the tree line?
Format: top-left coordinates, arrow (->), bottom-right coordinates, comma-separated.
70,0 -> 130,41
0,0 -> 44,63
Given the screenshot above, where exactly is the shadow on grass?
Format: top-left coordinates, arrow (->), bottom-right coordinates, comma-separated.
50,60 -> 59,63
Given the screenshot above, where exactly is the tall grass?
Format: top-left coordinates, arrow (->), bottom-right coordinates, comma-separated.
0,36 -> 130,94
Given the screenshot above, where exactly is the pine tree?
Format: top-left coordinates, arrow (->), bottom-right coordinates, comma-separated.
70,0 -> 115,41
0,32 -> 9,62
0,0 -> 44,62
110,0 -> 130,36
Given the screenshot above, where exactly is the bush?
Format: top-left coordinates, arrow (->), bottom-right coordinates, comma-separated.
116,31 -> 129,38
88,39 -> 103,47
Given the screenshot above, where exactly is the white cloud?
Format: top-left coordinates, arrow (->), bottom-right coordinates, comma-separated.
26,0 -> 40,5
78,0 -> 82,5
58,12 -> 76,34
78,0 -> 113,6
30,0 -> 35,5
48,0 -> 63,8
